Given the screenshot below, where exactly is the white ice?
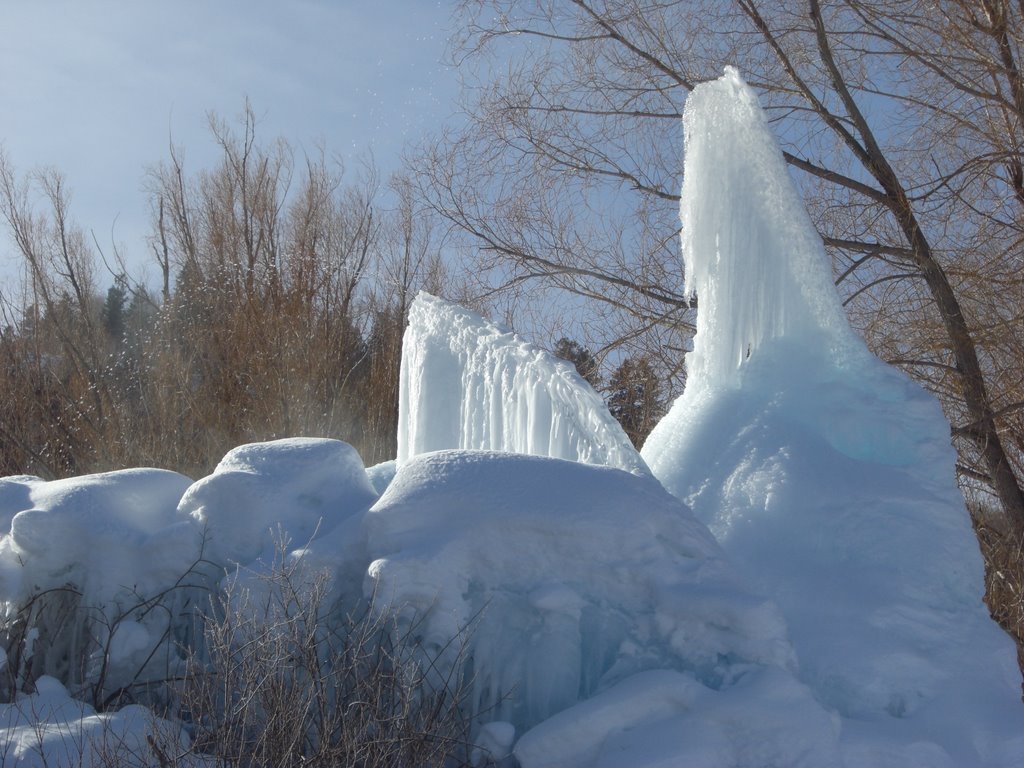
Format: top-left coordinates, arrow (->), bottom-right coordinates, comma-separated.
396,292 -> 648,475
642,67 -> 1024,765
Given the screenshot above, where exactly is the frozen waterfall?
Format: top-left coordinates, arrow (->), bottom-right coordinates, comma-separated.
397,292 -> 648,475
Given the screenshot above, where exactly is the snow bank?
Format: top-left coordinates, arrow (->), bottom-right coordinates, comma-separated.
0,469 -> 196,607
178,437 -> 378,565
397,292 -> 648,475
361,449 -> 832,762
643,67 -> 1024,765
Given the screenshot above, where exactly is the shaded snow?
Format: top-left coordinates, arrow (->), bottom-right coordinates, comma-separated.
515,667 -> 841,768
361,449 -> 825,761
0,676 -> 196,768
397,292 -> 648,475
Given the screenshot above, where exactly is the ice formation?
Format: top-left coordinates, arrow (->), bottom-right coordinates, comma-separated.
0,66 -> 1022,768
397,292 -> 648,475
642,67 -> 1024,765
361,450 -> 838,764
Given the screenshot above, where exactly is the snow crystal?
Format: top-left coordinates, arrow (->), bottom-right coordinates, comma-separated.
397,292 -> 648,474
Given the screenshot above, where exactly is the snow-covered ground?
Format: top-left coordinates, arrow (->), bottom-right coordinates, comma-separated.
0,68 -> 1020,767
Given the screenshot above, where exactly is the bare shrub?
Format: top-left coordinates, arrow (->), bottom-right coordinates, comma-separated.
170,558 -> 480,767
0,555 -> 213,712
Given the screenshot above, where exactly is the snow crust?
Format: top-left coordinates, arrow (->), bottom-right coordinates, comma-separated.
643,67 -> 1024,765
397,292 -> 648,475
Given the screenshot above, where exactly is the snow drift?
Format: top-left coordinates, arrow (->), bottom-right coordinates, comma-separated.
362,450 -> 840,766
642,67 -> 1024,765
397,292 -> 648,475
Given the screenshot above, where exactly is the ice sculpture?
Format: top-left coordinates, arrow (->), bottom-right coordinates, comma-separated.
642,67 -> 1023,765
396,292 -> 648,475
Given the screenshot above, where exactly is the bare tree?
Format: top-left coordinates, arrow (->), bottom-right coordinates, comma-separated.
433,0 -> 1024,531
0,107 -> 443,477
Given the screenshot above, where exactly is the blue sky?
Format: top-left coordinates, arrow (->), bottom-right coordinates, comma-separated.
0,0 -> 461,285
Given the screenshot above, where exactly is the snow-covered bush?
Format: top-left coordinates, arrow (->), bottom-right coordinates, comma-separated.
0,559 -> 211,712
0,469 -> 215,711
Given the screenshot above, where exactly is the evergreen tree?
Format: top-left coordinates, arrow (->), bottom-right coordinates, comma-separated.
101,275 -> 128,342
553,337 -> 601,389
606,356 -> 665,449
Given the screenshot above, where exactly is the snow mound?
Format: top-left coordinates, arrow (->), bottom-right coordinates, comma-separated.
178,437 -> 378,564
364,459 -> 397,496
514,667 -> 841,768
0,676 -> 194,768
642,67 -> 1024,765
0,469 -> 203,702
397,292 -> 648,474
0,468 -> 196,606
362,449 -> 820,753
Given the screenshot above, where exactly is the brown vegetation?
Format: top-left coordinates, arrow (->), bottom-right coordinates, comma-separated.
975,510 -> 1024,689
0,106 -> 444,479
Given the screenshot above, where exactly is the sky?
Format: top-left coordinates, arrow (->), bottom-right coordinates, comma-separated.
0,0 -> 462,288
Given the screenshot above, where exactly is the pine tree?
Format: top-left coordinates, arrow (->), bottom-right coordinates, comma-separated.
100,275 -> 128,342
553,337 -> 601,389
606,356 -> 665,449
